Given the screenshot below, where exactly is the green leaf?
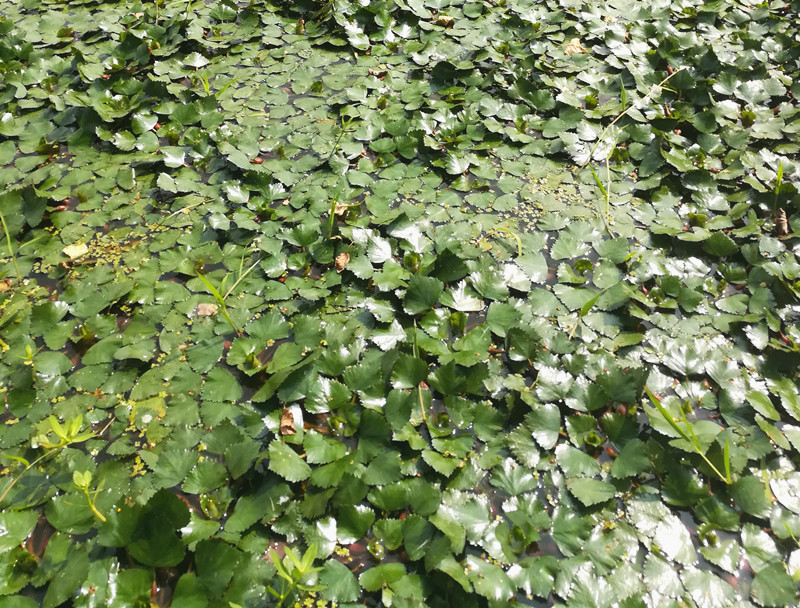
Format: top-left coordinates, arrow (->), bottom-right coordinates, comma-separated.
186,337 -> 225,373
106,568 -> 152,608
338,505 -> 375,545
404,274 -> 444,315
750,562 -> 796,607
0,547 -> 33,595
202,367 -> 242,402
268,440 -> 312,482
0,510 -> 38,552
127,490 -> 190,568
182,460 -> 229,494
505,326 -> 542,363
224,439 -> 261,479
359,563 -> 405,592
195,540 -> 241,598
45,493 -> 95,534
566,477 -> 616,507
153,449 -> 199,489
403,514 -> 435,560
428,361 -> 466,395
610,439 -> 650,479
526,405 -> 561,450
555,444 -> 600,477
508,556 -> 558,598
702,232 -> 738,257
464,555 -> 515,601
445,153 -> 472,175
170,573 -> 207,608
363,451 -> 402,485
390,354 -> 428,388
320,560 -> 360,603
731,475 -> 771,518
42,536 -> 89,608
422,449 -> 460,476
469,259 -> 509,301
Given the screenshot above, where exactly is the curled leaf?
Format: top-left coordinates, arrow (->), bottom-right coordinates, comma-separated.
335,252 -> 350,273
280,407 -> 296,436
564,38 -> 586,55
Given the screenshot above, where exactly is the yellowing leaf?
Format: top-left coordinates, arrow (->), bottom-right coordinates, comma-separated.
62,242 -> 89,259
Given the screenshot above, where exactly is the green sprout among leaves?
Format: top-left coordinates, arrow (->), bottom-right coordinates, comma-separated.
580,68 -> 686,232
199,71 -> 237,98
196,272 -> 240,334
773,161 -> 784,212
72,470 -> 106,523
195,257 -> 260,336
645,387 -> 731,484
568,287 -> 607,339
1,415 -> 98,505
267,543 -> 325,608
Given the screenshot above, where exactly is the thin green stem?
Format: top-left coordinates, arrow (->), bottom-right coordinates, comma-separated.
579,67 -> 685,172
417,385 -> 429,426
604,148 -> 612,227
0,451 -> 53,505
0,208 -> 22,285
196,273 -> 240,334
223,257 -> 260,300
81,487 -> 106,522
646,387 -> 730,485
326,117 -> 353,164
773,161 -> 784,213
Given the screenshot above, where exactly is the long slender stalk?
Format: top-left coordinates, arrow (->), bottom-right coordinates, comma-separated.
773,161 -> 784,213
589,165 -> 609,225
223,257 -> 260,300
196,273 -> 240,334
326,117 -> 353,164
493,225 -> 522,256
0,417 -> 110,505
645,387 -> 730,484
0,451 -> 54,505
0,208 -> 21,284
578,67 -> 686,172
411,320 -> 429,425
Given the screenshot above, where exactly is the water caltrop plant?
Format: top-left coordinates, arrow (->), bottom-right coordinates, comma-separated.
0,0 -> 800,606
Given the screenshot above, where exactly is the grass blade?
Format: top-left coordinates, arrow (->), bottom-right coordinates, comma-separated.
589,165 -> 608,199
645,387 -> 691,441
723,438 -> 731,484
196,273 -> 240,334
679,406 -> 702,452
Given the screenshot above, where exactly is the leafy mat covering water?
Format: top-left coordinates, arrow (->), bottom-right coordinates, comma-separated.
1,0 -> 800,606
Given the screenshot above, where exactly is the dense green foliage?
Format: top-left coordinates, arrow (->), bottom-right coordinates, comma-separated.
1,0 -> 800,606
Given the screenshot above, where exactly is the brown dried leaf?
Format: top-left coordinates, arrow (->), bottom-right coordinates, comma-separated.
0,279 -> 12,292
335,252 -> 350,273
196,303 -> 218,317
564,38 -> 586,55
435,15 -> 454,27
280,407 -> 296,436
334,202 -> 350,217
775,208 -> 789,235
368,69 -> 387,79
